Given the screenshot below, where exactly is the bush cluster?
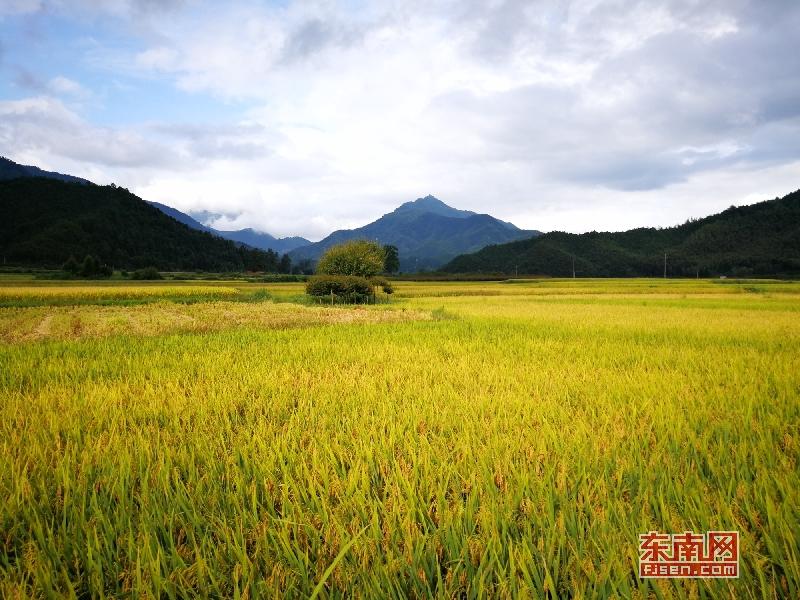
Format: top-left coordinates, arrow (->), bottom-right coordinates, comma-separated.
62,254 -> 112,279
369,276 -> 394,294
130,267 -> 163,280
307,241 -> 395,303
306,275 -> 373,303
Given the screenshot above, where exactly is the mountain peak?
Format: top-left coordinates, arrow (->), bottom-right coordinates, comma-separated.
393,195 -> 475,219
291,193 -> 534,271
409,195 -> 449,208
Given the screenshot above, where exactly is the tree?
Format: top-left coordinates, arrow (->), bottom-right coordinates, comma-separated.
308,241 -> 390,304
316,240 -> 385,277
80,254 -> 98,277
383,244 -> 399,274
62,255 -> 79,274
292,258 -> 314,275
77,254 -> 112,278
279,253 -> 292,274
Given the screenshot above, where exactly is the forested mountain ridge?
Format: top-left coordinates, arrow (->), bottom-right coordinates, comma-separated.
211,228 -> 311,254
443,190 -> 800,277
0,156 -> 91,185
0,178 -> 290,272
290,195 -> 539,271
146,201 -> 216,233
1,156 -> 309,254
147,202 -> 311,253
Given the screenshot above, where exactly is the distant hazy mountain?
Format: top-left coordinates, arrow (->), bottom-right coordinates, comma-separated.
147,201 -> 216,233
443,190 -> 800,277
213,228 -> 311,254
0,156 -> 91,185
147,202 -> 310,253
290,195 -> 539,271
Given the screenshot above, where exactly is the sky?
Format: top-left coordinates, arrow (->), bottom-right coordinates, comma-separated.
1,0 -> 799,241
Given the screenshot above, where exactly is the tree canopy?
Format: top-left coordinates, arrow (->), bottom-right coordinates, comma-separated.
315,240 -> 385,277
383,244 -> 400,273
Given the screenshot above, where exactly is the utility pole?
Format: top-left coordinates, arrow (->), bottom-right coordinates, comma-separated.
572,256 -> 576,279
515,264 -> 518,277
663,252 -> 667,279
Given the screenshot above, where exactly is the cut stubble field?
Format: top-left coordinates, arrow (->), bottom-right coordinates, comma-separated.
1,279 -> 798,598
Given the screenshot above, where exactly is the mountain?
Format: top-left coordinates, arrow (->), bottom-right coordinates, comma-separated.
212,228 -> 311,254
147,201 -> 217,234
0,157 -> 309,255
443,190 -> 800,277
290,195 -> 539,271
392,195 -> 476,219
0,178 -> 290,272
147,202 -> 310,253
0,156 -> 91,185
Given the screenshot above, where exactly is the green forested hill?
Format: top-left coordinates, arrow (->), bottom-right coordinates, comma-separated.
0,156 -> 92,185
0,178 -> 286,271
443,190 -> 800,277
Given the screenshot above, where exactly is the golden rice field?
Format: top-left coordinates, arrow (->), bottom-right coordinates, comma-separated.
0,285 -> 241,308
1,279 -> 798,598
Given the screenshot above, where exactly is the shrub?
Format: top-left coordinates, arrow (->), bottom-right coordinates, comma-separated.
369,276 -> 394,294
131,267 -> 163,280
306,275 -> 373,303
261,274 -> 308,283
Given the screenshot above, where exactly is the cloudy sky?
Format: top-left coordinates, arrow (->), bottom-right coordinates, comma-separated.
1,0 -> 799,240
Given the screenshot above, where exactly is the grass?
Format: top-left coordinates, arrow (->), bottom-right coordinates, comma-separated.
1,279 -> 798,598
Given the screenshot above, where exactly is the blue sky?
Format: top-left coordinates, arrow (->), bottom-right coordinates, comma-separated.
1,6 -> 246,125
2,0 -> 799,240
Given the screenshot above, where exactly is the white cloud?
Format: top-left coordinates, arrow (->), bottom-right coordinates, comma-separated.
48,75 -> 88,96
134,46 -> 179,71
0,96 -> 177,169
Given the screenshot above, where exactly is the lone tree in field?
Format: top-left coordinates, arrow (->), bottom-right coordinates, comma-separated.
307,240 -> 391,303
316,240 -> 385,277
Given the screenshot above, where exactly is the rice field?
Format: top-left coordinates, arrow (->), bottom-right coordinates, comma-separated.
1,279 -> 798,598
0,285 -> 241,308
